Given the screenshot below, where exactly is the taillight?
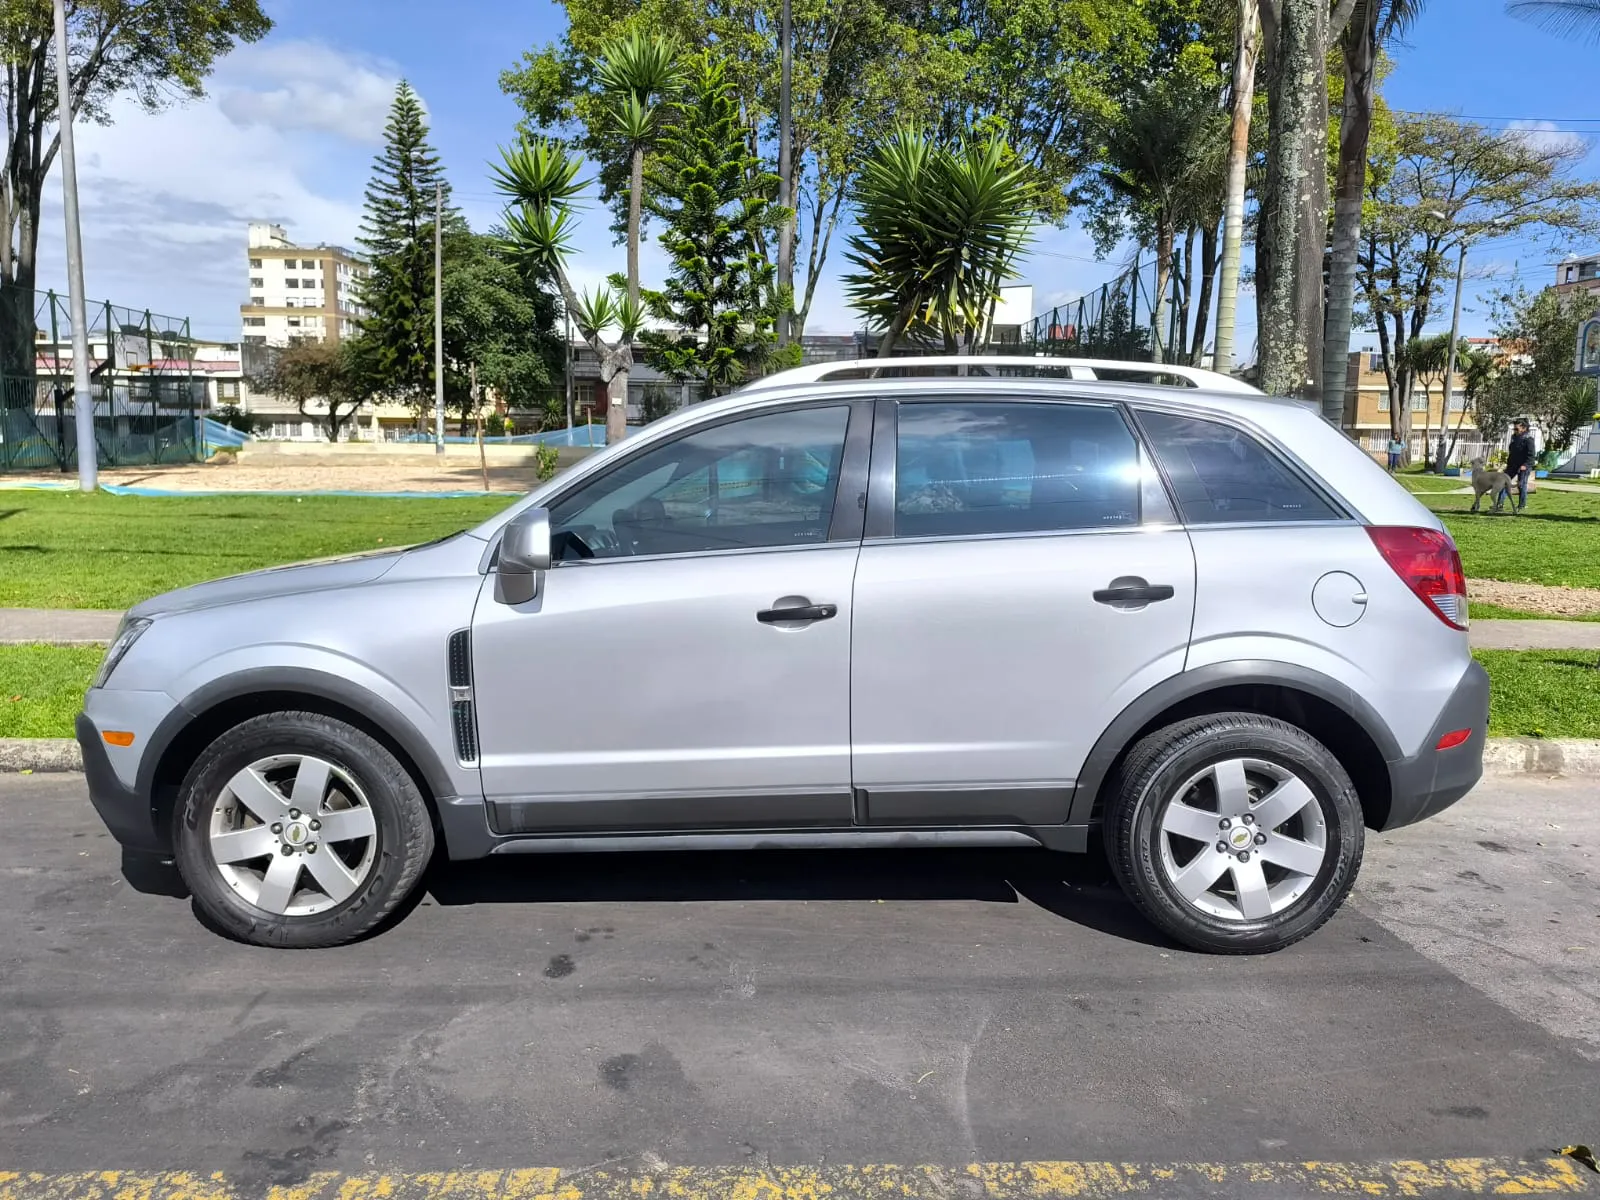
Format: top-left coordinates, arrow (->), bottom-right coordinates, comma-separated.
1366,526 -> 1468,630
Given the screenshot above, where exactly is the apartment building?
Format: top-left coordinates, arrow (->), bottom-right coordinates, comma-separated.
239,223 -> 370,348
1341,340 -> 1501,461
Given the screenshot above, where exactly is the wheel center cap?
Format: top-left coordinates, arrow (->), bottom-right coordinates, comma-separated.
1228,826 -> 1254,850
283,821 -> 309,846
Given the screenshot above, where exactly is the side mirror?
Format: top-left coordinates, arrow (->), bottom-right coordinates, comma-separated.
496,507 -> 551,605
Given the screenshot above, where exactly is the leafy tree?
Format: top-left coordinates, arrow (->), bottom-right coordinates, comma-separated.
0,0 -> 270,376
440,230 -> 564,426
1398,331 -> 1455,468
494,138 -> 643,443
251,340 -> 366,442
357,81 -> 460,417
1086,63 -> 1229,363
844,127 -> 1038,355
1323,0 -> 1426,420
595,32 -> 680,309
1357,112 -> 1600,447
1482,287 -> 1600,457
642,53 -> 782,393
502,0 -> 948,336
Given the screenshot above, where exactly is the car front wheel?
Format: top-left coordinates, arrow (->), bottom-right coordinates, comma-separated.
174,712 -> 434,948
1105,712 -> 1364,954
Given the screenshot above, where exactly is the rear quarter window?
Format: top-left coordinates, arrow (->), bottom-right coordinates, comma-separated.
1138,409 -> 1339,524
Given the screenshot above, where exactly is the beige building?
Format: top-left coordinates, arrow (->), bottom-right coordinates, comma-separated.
1342,339 -> 1500,460
240,222 -> 370,348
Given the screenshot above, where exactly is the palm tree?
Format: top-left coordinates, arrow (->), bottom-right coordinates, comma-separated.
1323,0 -> 1426,430
1097,75 -> 1231,364
1508,0 -> 1600,39
843,127 -> 1037,356
596,32 -> 681,310
493,137 -> 644,444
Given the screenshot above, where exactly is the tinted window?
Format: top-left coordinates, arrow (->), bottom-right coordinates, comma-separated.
1139,410 -> 1338,524
548,406 -> 850,559
893,402 -> 1140,538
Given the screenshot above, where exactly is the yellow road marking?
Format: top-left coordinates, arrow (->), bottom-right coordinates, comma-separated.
0,1160 -> 1590,1199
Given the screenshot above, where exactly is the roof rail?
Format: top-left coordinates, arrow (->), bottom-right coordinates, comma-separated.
741,354 -> 1262,395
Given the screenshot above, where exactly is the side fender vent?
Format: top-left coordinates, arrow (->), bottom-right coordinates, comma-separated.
447,629 -> 478,765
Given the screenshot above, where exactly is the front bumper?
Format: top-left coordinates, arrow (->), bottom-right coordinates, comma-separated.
77,711 -> 167,853
1381,659 -> 1490,830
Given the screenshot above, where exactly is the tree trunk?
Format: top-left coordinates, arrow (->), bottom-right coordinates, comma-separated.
1177,227 -> 1196,360
1213,0 -> 1260,375
1322,0 -> 1376,431
1257,0 -> 1324,400
1297,8 -> 1331,417
1152,221 -> 1174,363
627,145 -> 643,309
1191,220 -> 1220,367
878,296 -> 919,359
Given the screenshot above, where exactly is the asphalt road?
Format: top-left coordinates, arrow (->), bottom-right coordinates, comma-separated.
2,771 -> 1597,1196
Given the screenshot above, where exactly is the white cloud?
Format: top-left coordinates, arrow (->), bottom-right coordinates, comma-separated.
1503,119 -> 1589,157
216,40 -> 405,146
35,39 -> 402,340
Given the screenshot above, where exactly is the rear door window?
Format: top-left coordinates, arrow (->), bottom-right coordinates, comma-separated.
1137,409 -> 1339,524
892,402 -> 1141,538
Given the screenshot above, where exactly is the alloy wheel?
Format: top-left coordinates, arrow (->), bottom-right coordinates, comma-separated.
1154,757 -> 1328,922
207,754 -> 378,917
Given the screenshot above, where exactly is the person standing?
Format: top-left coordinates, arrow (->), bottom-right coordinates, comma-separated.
1504,419 -> 1537,511
1387,436 -> 1403,472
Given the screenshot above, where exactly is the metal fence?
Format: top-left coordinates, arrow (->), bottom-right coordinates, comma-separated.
0,286 -> 202,473
1024,252 -> 1206,366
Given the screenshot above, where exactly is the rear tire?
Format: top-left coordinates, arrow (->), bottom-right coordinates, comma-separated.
1105,712 -> 1363,954
173,712 -> 434,948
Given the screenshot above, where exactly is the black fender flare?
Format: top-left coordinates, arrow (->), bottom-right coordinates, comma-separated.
1066,661 -> 1402,827
142,666 -> 459,808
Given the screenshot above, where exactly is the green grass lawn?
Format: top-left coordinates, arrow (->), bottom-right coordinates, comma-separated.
0,491 -> 516,609
1476,649 -> 1600,740
4,643 -> 1594,743
1415,487 -> 1600,591
0,644 -> 100,738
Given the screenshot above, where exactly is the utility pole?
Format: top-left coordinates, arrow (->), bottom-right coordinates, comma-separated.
53,0 -> 95,491
433,181 -> 444,455
775,0 -> 794,349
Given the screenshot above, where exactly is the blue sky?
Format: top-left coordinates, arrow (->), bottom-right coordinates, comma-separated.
34,0 -> 1600,352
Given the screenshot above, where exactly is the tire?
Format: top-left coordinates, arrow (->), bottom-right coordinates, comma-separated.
1105,712 -> 1364,954
173,711 -> 435,948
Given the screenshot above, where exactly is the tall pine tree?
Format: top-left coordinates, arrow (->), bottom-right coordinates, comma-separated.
642,53 -> 784,394
357,82 -> 461,414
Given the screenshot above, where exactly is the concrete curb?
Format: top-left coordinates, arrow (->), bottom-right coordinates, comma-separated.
6,736 -> 1600,777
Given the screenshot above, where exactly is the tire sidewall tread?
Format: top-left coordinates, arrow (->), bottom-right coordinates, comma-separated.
1106,712 -> 1365,955
173,711 -> 434,949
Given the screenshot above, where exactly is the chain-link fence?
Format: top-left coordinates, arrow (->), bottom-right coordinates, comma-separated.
1024,252 -> 1211,367
0,286 -> 202,472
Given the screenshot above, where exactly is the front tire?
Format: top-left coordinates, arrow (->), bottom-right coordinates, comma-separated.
1105,713 -> 1364,954
173,712 -> 434,948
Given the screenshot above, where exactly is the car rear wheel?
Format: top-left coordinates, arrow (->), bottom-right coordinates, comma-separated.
1105,712 -> 1363,954
173,712 -> 434,948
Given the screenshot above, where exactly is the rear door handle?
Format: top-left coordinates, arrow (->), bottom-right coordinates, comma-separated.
1093,583 -> 1176,607
757,603 -> 838,624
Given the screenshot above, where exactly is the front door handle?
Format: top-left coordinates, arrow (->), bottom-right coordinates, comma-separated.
1093,582 -> 1176,608
757,603 -> 838,624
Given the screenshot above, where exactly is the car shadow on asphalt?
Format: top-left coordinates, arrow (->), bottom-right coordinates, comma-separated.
423,845 -> 1176,950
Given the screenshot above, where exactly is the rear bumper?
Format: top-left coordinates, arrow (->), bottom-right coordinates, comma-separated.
76,711 -> 166,854
1380,659 -> 1489,830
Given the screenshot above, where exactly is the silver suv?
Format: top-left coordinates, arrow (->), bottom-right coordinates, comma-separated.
78,356 -> 1487,953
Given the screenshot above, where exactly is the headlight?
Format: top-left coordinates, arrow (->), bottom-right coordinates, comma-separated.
92,617 -> 152,688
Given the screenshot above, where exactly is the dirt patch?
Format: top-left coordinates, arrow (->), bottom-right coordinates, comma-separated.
1469,578 -> 1600,617
92,460 -> 541,494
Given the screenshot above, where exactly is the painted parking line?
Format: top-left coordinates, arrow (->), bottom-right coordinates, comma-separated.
0,1159 -> 1593,1199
